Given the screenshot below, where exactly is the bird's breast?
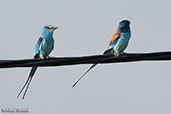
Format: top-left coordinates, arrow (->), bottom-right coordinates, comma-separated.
40,38 -> 54,57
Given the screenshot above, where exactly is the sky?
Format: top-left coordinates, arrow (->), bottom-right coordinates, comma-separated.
0,0 -> 171,114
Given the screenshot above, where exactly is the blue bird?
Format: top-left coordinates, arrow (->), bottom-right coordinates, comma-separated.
17,25 -> 58,99
72,20 -> 131,87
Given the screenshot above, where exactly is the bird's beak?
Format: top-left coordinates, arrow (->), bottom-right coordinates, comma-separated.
53,27 -> 58,30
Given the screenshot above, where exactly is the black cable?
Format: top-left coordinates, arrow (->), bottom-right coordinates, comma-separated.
0,51 -> 171,68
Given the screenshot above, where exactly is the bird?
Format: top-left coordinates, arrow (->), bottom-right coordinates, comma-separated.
17,25 -> 58,99
72,20 -> 131,87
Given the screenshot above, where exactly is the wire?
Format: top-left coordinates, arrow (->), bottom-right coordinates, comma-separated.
0,51 -> 171,68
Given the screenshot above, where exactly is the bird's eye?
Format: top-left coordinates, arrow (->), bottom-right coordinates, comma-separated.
46,27 -> 50,29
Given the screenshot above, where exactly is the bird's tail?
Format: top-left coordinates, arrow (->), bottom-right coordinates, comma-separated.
72,48 -> 114,88
17,66 -> 37,99
72,64 -> 97,88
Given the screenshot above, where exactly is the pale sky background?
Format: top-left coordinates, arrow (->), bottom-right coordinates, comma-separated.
0,0 -> 171,114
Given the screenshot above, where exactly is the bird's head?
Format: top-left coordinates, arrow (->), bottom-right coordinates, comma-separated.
43,25 -> 58,32
41,25 -> 58,38
117,20 -> 130,32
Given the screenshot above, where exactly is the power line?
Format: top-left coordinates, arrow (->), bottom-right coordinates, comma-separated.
0,51 -> 171,68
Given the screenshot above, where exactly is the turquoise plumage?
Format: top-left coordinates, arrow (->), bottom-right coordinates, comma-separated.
17,25 -> 58,99
72,20 -> 131,87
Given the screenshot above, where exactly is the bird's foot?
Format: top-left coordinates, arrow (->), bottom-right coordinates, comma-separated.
39,56 -> 45,60
114,52 -> 120,57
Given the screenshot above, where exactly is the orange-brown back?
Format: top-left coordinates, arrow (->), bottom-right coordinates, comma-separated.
105,31 -> 120,51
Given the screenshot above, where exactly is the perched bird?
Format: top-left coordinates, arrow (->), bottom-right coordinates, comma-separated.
72,20 -> 131,87
17,25 -> 58,99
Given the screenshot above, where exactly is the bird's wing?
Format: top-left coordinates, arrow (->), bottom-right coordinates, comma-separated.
114,33 -> 130,53
34,37 -> 43,58
104,31 -> 120,52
